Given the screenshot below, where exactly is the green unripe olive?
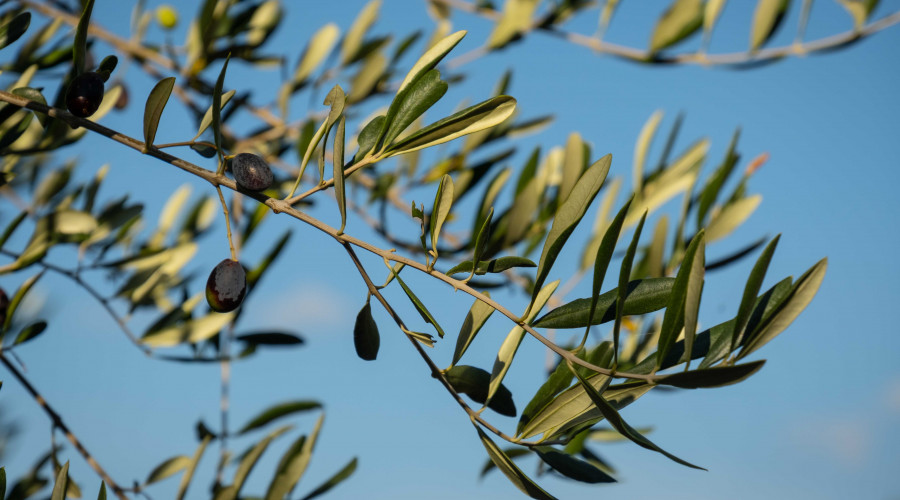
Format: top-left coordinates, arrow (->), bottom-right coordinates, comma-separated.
232,153 -> 273,192
66,72 -> 105,118
0,287 -> 9,327
206,259 -> 247,313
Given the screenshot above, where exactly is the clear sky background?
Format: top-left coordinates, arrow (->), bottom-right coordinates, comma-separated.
2,1 -> 900,499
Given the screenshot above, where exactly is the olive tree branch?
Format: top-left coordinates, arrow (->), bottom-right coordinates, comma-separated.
0,352 -> 131,500
433,0 -> 900,68
0,89 -> 660,384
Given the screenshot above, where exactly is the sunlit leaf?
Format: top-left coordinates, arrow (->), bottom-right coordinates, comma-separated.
295,23 -> 340,84
487,0 -> 540,49
2,271 -> 44,333
176,435 -> 211,500
452,293 -> 494,366
224,426 -> 291,500
531,155 -> 611,313
517,359 -> 575,436
386,96 -> 517,156
704,0 -> 728,36
633,111 -> 662,195
11,87 -> 49,127
750,0 -> 791,52
142,77 -> 176,152
192,89 -> 235,141
837,0 -> 880,30
649,0 -> 704,55
586,196 -> 633,349
341,0 -> 381,65
706,194 -> 761,242
488,280 -> 558,403
353,114 -> 385,163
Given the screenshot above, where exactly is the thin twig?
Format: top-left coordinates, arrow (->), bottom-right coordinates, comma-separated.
0,352 -> 130,500
434,0 -> 900,68
0,89 -> 659,383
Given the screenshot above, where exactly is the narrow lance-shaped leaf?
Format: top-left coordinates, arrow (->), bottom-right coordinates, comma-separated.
379,68 -> 448,150
264,414 -> 323,500
475,427 -> 557,500
704,0 -> 728,38
649,0 -> 704,55
534,446 -> 616,484
705,194 -> 762,242
569,365 -> 705,470
50,461 -> 69,500
614,211 -> 647,365
517,358 -> 576,436
0,466 -> 6,500
97,482 -> 106,500
468,206 -> 493,281
750,0 -> 791,52
398,30 -> 465,93
353,114 -> 385,163
739,257 -> 827,358
533,277 -> 674,329
73,0 -> 95,75
657,229 -> 705,370
2,271 -> 44,333
837,0 -> 880,30
731,234 -> 780,353
294,23 -> 340,84
353,299 -> 380,361
447,256 -> 536,277
656,360 -> 766,388
429,174 -> 454,266
192,89 -> 235,141
584,196 -> 633,348
212,55 -> 230,168
488,280 -> 559,404
634,111 -> 662,195
0,12 -> 31,50
334,116 -> 347,233
385,96 -> 517,156
529,155 -> 612,316
452,292 -> 494,366
145,456 -> 191,485
394,273 -> 445,338
239,401 -> 322,434
340,0 -> 381,65
225,427 -> 291,500
318,85 -> 346,184
289,119 -> 329,198
175,434 -> 212,500
298,457 -> 357,500
680,234 -> 705,367
142,77 -> 176,153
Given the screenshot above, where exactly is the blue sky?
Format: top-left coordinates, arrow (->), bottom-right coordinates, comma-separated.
2,1 -> 900,499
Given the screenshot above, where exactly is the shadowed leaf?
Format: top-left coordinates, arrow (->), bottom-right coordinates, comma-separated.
298,457 -> 357,500
534,278 -> 674,329
446,256 -> 536,276
476,427 -> 556,499
444,365 -> 516,417
239,401 -> 322,434
0,12 -> 30,50
353,301 -> 380,361
535,446 -> 616,483
656,360 -> 766,388
145,456 -> 191,485
452,293 -> 495,366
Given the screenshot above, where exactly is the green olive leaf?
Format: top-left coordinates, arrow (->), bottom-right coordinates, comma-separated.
142,76 -> 176,153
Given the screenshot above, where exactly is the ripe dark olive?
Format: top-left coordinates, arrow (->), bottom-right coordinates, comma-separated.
206,259 -> 247,313
66,72 -> 105,118
0,287 -> 9,326
232,153 -> 273,192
